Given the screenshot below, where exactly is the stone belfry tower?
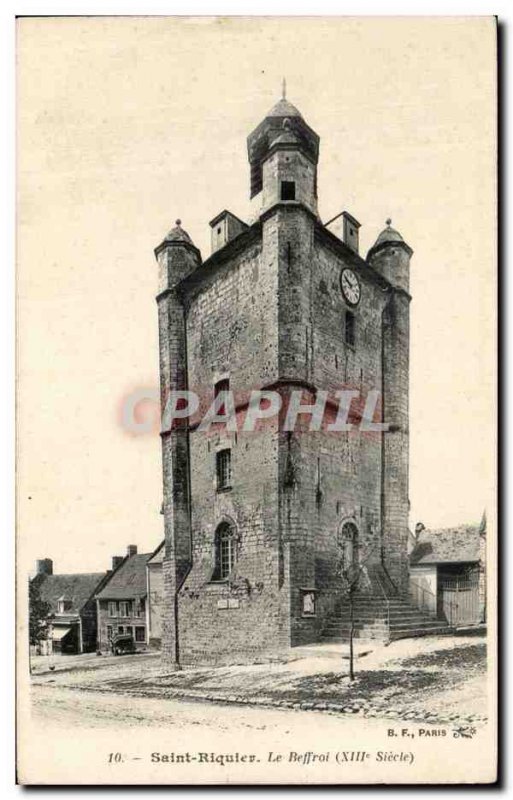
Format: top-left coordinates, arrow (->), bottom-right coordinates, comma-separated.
155,90 -> 423,667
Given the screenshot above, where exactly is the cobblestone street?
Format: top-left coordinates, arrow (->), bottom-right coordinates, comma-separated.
30,633 -> 488,729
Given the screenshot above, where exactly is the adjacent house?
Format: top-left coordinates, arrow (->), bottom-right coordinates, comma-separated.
30,559 -> 110,654
95,545 -> 154,652
146,541 -> 165,649
409,515 -> 486,626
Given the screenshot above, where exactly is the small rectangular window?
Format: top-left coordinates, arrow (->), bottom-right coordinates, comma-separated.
108,601 -> 117,617
216,448 -> 232,491
119,601 -> 129,618
214,378 -> 230,417
107,625 -> 112,640
281,181 -> 296,201
135,626 -> 146,643
345,311 -> 356,347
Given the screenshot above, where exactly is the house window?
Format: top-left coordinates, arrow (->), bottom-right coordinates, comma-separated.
281,180 -> 296,201
108,601 -> 117,617
107,625 -> 112,640
118,626 -> 124,634
135,626 -> 146,643
119,601 -> 129,618
214,378 -> 230,417
216,449 -> 232,491
133,600 -> 141,618
213,522 -> 237,580
345,311 -> 356,347
57,598 -> 72,613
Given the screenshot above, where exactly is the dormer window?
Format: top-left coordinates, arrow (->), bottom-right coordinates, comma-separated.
57,597 -> 72,613
281,181 -> 296,201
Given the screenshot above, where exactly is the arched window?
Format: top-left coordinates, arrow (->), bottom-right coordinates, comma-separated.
213,522 -> 237,580
337,521 -> 359,573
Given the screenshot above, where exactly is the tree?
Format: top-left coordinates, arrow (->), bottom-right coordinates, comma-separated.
336,524 -> 378,681
29,576 -> 51,647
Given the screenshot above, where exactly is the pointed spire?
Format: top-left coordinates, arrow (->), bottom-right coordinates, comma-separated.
282,77 -> 287,100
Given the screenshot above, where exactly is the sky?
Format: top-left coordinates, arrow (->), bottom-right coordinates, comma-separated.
17,16 -> 496,573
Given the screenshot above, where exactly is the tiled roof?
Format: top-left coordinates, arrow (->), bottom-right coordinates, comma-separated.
266,98 -> 304,119
410,525 -> 481,566
271,129 -> 301,146
37,573 -> 106,615
96,553 -> 151,600
373,225 -> 405,247
367,220 -> 412,260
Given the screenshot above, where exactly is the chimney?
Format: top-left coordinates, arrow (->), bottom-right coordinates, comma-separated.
127,545 -> 138,557
112,555 -> 124,570
415,522 -> 426,539
36,558 -> 53,576
209,210 -> 248,255
342,212 -> 361,254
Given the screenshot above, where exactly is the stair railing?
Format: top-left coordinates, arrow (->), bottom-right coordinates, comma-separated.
409,579 -> 437,616
374,569 -> 391,640
409,579 -> 457,625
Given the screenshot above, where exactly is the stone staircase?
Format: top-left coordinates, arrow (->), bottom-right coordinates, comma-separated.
321,566 -> 452,644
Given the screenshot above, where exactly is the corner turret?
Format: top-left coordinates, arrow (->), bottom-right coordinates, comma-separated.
367,219 -> 413,294
154,219 -> 201,294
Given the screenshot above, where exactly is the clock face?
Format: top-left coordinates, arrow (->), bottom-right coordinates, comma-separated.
340,268 -> 361,306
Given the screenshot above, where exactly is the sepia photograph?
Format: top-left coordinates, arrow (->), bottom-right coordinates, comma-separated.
15,14 -> 497,785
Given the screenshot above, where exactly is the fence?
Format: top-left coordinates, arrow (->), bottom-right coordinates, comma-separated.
438,576 -> 480,626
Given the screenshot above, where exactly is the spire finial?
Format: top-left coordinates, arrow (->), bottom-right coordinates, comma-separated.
282,77 -> 287,100
386,217 -> 392,227
175,219 -> 182,227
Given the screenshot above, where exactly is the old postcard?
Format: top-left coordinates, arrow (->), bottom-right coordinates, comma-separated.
16,15 -> 497,784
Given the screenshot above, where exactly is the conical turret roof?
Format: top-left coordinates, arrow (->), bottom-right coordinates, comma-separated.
372,220 -> 405,247
163,219 -> 194,244
367,218 -> 412,260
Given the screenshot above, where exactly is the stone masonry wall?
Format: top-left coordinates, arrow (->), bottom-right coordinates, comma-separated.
156,242 -> 200,666
175,234 -> 291,664
275,209 -> 388,645
147,562 -> 164,647
158,207 -> 410,662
